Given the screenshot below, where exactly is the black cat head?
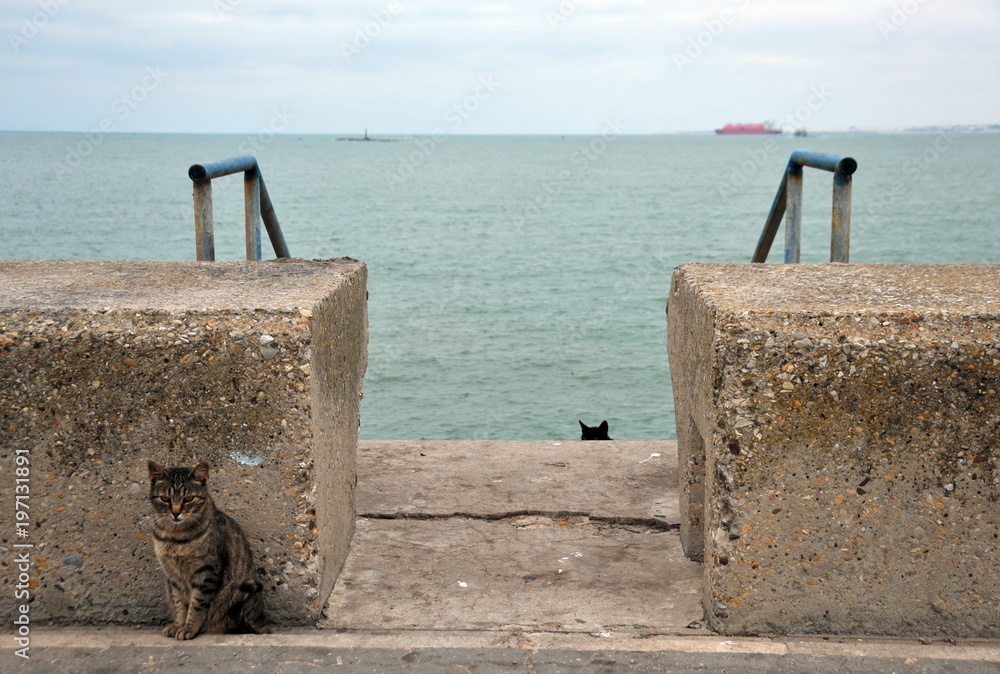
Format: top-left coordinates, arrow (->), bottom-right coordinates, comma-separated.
579,420 -> 611,441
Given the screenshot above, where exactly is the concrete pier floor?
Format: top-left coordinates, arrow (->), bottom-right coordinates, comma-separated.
9,441 -> 1000,672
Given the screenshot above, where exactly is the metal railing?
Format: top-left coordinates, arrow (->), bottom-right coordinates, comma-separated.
752,149 -> 858,263
188,155 -> 290,261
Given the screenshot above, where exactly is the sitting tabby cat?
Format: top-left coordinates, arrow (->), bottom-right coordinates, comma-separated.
147,460 -> 269,639
579,420 -> 612,440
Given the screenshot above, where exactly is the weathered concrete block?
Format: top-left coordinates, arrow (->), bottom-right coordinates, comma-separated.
668,263 -> 1000,637
0,259 -> 367,627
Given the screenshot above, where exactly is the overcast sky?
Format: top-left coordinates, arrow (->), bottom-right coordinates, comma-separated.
2,0 -> 998,135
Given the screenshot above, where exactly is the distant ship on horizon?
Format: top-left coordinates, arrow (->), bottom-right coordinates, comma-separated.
715,122 -> 783,135
336,128 -> 396,142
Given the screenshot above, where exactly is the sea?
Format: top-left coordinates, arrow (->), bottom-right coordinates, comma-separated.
2,131 -> 998,441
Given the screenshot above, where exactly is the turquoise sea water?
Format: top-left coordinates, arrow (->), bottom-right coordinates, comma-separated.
2,131 -> 999,440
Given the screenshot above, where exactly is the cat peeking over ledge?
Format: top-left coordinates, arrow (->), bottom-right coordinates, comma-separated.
147,460 -> 270,639
579,420 -> 612,440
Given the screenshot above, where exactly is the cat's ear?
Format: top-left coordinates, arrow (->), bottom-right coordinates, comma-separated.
148,460 -> 167,482
192,461 -> 210,484
579,420 -> 587,430
599,421 -> 609,433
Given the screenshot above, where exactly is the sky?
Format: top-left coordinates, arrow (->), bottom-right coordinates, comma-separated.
1,0 -> 998,135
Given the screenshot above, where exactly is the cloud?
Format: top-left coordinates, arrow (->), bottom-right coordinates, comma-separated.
1,0 -> 998,133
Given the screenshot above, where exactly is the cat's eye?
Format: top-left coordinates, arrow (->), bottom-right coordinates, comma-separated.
182,496 -> 195,503
158,496 -> 171,503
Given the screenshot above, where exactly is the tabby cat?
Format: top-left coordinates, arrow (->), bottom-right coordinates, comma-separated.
147,460 -> 269,639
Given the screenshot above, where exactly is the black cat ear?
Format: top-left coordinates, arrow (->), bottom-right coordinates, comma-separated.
579,420 -> 587,430
599,421 -> 609,432
148,460 -> 167,482
192,461 -> 210,484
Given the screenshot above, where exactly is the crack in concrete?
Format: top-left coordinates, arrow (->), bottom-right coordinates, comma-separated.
357,510 -> 680,532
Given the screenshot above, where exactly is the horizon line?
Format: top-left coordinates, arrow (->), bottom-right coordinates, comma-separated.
2,124 -> 999,137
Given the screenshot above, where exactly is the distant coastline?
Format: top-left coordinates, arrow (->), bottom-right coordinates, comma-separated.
812,124 -> 1000,135
0,124 -> 997,136
701,123 -> 1000,136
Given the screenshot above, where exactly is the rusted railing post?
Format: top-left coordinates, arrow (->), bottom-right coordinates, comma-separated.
193,180 -> 215,262
244,168 -> 262,261
188,155 -> 290,262
784,163 -> 804,264
752,149 -> 857,264
831,170 -> 852,263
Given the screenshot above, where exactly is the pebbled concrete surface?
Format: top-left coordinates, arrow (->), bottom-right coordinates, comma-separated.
668,263 -> 1000,636
0,258 -> 368,627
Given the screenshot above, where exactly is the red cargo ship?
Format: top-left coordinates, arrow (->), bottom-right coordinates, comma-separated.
715,122 -> 782,135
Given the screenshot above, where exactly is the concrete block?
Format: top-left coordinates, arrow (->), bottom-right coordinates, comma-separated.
668,263 -> 1000,637
0,259 -> 367,627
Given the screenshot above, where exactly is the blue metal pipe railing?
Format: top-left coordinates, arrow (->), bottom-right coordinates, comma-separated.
188,155 -> 290,262
752,149 -> 857,264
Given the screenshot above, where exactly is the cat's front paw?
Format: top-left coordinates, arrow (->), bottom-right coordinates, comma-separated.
174,625 -> 201,640
163,623 -> 184,638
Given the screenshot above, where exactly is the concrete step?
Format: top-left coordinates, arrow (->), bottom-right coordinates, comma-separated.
355,440 -> 681,523
322,440 -> 700,634
9,441 -> 1000,671
15,628 -> 1000,672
